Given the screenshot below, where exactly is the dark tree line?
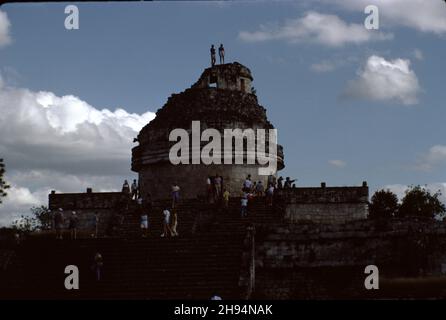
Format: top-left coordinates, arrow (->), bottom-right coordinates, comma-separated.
369,185 -> 446,219
0,158 -> 10,204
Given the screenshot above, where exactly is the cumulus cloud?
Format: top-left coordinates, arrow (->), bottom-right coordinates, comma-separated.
324,0 -> 446,35
416,145 -> 446,171
0,77 -> 155,225
238,11 -> 392,47
328,159 -> 346,168
342,55 -> 421,105
0,10 -> 11,47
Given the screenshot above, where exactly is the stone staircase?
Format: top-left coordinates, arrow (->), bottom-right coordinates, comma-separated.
116,196 -> 280,239
0,196 -> 281,299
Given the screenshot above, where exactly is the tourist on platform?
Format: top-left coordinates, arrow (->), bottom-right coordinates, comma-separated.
277,176 -> 284,189
161,208 -> 173,237
122,180 -> 130,195
171,184 -> 181,208
266,184 -> 274,206
93,252 -> 104,281
55,208 -> 64,240
256,181 -> 265,197
171,208 -> 179,237
210,45 -> 216,67
223,189 -> 230,210
268,174 -> 276,188
241,196 -> 248,218
243,174 -> 252,192
218,44 -> 225,64
284,177 -> 296,189
68,211 -> 78,240
131,179 -> 138,200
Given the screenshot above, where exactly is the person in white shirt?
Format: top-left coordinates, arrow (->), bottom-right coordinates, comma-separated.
161,208 -> 173,237
241,197 -> 248,217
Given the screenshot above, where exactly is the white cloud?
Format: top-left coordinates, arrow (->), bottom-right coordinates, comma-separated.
239,11 -> 392,47
413,48 -> 424,61
416,145 -> 446,171
0,10 -> 11,47
0,77 -> 155,226
342,55 -> 421,105
383,183 -> 446,204
328,159 -> 346,168
325,0 -> 446,35
310,60 -> 337,73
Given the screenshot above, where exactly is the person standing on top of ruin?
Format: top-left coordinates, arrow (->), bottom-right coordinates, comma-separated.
131,179 -> 138,200
171,183 -> 180,208
55,208 -> 64,240
122,180 -> 130,195
210,45 -> 216,67
284,177 -> 296,189
218,44 -> 225,64
161,208 -> 173,237
69,211 -> 78,240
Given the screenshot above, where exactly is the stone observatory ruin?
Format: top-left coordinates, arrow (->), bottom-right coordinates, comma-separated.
132,62 -> 285,200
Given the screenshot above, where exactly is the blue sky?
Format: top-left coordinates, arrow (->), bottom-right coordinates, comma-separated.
0,0 -> 446,224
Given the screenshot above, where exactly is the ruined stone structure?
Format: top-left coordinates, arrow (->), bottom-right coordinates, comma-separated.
277,182 -> 369,224
5,61 -> 446,300
132,62 -> 284,200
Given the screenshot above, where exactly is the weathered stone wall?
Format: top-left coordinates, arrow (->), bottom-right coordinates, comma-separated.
48,191 -> 128,235
277,185 -> 369,224
191,62 -> 253,93
254,218 -> 446,299
139,163 -> 270,200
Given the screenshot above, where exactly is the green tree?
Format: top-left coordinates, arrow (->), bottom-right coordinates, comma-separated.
398,185 -> 446,218
368,189 -> 399,219
11,206 -> 52,232
0,158 -> 10,204
31,205 -> 52,230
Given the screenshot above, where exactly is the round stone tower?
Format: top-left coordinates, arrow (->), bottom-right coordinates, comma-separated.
132,62 -> 285,200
